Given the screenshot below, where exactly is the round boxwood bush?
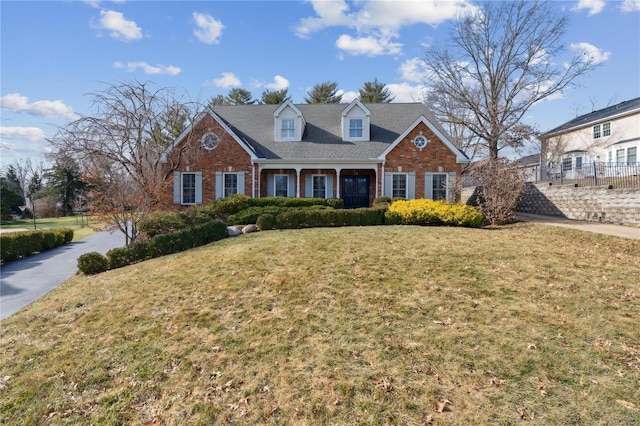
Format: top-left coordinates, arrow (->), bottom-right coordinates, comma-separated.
256,213 -> 276,230
77,252 -> 109,275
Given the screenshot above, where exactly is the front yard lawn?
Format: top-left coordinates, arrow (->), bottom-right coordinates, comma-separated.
1,223 -> 638,424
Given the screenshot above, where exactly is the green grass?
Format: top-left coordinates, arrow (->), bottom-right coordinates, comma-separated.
1,223 -> 638,425
1,216 -> 99,241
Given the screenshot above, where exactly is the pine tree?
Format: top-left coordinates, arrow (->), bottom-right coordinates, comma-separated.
359,78 -> 394,103
304,81 -> 342,104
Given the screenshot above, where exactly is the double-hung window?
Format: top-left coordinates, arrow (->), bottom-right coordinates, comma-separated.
616,149 -> 625,165
275,175 -> 289,197
281,119 -> 295,139
432,173 -> 447,201
349,119 -> 363,138
575,156 -> 583,170
182,173 -> 196,204
392,174 -> 407,198
593,124 -> 601,139
224,173 -> 238,198
602,122 -> 611,137
313,175 -> 326,198
562,158 -> 572,171
627,147 -> 637,165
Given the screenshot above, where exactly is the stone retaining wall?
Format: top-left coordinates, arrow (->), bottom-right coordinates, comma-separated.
461,184 -> 640,227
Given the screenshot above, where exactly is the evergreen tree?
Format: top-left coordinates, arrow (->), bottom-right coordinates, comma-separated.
304,81 -> 342,104
44,162 -> 87,216
225,88 -> 256,105
359,78 -> 394,103
207,95 -> 226,109
261,88 -> 290,104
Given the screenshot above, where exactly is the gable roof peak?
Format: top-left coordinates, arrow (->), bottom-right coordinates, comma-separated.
273,100 -> 302,117
342,98 -> 371,116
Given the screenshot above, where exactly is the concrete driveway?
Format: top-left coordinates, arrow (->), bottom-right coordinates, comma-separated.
0,230 -> 124,320
517,213 -> 640,239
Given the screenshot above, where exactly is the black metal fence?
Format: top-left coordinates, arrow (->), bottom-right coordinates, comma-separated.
542,162 -> 640,189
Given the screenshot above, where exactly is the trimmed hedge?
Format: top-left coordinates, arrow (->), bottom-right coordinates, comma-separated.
102,220 -> 227,271
387,199 -> 484,227
1,228 -> 74,263
275,207 -> 386,229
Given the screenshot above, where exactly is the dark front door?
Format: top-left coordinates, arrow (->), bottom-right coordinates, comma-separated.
342,176 -> 369,209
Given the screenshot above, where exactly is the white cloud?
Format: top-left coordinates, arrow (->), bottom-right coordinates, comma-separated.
95,10 -> 143,41
341,90 -> 358,103
193,12 -> 224,44
296,0 -> 475,36
572,0 -> 606,15
114,61 -> 181,75
387,83 -> 425,103
0,126 -> 46,142
335,34 -> 402,56
295,0 -> 475,57
570,42 -> 611,64
1,93 -> 79,121
621,0 -> 640,11
399,57 -> 426,83
265,75 -> 290,90
212,72 -> 241,88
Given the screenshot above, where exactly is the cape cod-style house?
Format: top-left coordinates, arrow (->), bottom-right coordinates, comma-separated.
162,99 -> 469,209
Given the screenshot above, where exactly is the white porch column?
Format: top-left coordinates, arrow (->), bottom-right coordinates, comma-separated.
334,167 -> 342,198
295,167 -> 302,198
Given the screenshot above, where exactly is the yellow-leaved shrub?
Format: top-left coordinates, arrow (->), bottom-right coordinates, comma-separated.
387,199 -> 484,227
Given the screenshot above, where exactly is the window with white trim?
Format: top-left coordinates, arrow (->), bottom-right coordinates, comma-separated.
312,175 -> 326,198
392,174 -> 407,198
627,147 -> 637,165
182,173 -> 196,204
275,175 -> 289,197
349,119 -> 363,138
602,122 -> 611,137
562,158 -> 572,171
432,173 -> 447,201
281,119 -> 295,138
575,156 -> 583,170
616,149 -> 625,164
593,124 -> 601,139
224,173 -> 238,197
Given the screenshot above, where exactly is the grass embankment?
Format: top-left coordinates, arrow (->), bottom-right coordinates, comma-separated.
1,216 -> 99,241
1,223 -> 638,425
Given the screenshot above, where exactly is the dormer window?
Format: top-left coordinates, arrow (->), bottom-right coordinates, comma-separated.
281,119 -> 295,138
349,119 -> 363,138
342,99 -> 370,141
274,101 -> 305,142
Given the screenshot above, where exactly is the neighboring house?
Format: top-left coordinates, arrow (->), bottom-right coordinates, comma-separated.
540,97 -> 640,179
515,153 -> 541,182
162,100 -> 469,209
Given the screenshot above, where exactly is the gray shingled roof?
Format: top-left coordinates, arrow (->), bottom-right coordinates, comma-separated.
543,97 -> 640,136
211,103 -> 459,161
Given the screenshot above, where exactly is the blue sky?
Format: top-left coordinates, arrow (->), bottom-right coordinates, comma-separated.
1,0 -> 639,166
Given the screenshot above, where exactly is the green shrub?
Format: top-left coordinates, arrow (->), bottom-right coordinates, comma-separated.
103,220 -> 228,270
0,228 -> 75,263
325,198 -> 344,209
206,194 -> 253,219
275,207 -> 385,229
77,252 -> 109,275
138,210 -> 185,237
227,206 -> 289,225
373,196 -> 392,206
256,214 -> 276,230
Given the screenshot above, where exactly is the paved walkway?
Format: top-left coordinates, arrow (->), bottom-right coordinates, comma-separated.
0,230 -> 124,320
516,213 -> 640,240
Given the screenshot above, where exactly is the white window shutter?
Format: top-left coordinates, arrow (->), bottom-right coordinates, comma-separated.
326,175 -> 334,198
384,172 -> 392,197
288,173 -> 295,197
407,172 -> 416,199
215,171 -> 223,199
267,174 -> 275,197
305,174 -> 312,197
195,172 -> 203,204
424,172 -> 433,199
237,172 -> 245,195
173,171 -> 181,204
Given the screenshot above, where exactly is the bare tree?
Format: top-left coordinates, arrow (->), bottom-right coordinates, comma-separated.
424,1 -> 598,160
473,158 -> 527,225
48,80 -> 202,246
